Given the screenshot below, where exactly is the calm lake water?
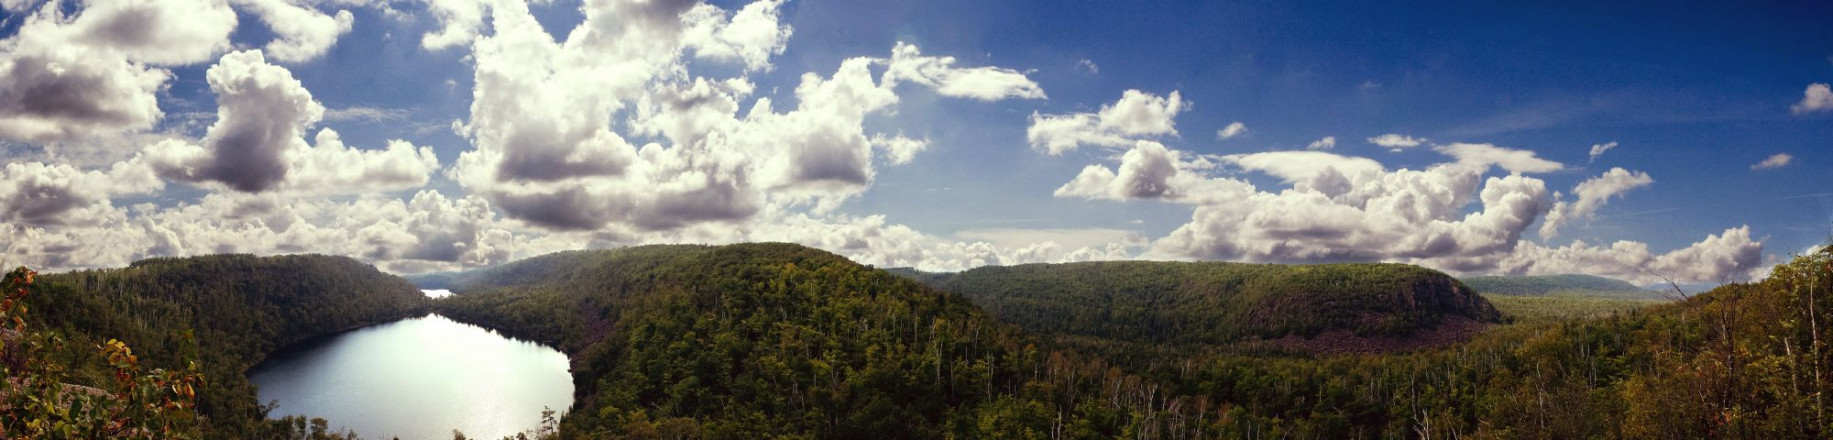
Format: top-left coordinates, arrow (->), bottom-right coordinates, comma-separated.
248,314 -> 573,439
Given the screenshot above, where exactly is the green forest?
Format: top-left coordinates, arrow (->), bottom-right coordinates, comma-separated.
901,261 -> 1501,352
2,255 -> 429,438
6,243 -> 1833,439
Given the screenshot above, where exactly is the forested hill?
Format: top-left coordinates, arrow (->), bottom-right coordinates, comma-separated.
433,243 -> 1225,437
1462,273 -> 1656,298
901,261 -> 1501,350
435,243 -> 1833,438
21,254 -> 429,438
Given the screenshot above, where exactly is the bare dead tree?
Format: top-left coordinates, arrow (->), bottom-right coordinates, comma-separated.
1646,271 -> 1689,303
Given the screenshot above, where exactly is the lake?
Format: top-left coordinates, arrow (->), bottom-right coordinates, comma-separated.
247,314 -> 573,439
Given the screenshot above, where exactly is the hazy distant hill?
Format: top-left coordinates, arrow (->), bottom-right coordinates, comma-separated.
1462,273 -> 1661,299
26,254 -> 429,438
899,261 -> 1501,353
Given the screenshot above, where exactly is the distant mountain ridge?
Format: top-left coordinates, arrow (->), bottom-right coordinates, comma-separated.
896,261 -> 1501,353
1461,273 -> 1661,299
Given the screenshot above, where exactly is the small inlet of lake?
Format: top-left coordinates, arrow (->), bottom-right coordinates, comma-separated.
247,312 -> 573,439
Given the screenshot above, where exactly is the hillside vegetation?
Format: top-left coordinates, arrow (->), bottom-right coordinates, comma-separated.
1463,273 -> 1657,298
912,261 -> 1502,350
440,244 -> 1833,438
8,254 -> 429,438
436,244 -> 1261,438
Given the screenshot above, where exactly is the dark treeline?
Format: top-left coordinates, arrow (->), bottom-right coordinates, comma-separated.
7,254 -> 429,438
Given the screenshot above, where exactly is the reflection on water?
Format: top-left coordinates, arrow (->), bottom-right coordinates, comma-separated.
248,314 -> 572,439
421,289 -> 454,298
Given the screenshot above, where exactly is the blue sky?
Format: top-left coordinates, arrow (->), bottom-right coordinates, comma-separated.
0,0 -> 1828,283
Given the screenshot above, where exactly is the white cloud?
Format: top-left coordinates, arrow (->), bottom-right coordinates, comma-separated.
1223,151 -> 1384,196
682,0 -> 793,72
1149,168 -> 1553,265
1306,136 -> 1336,150
1054,141 -> 1252,204
953,228 -> 1145,254
1751,153 -> 1793,170
884,42 -> 1045,101
0,160 -> 160,227
445,0 -> 1040,233
1587,141 -> 1618,162
1,189 -> 523,273
1367,133 -> 1424,150
1076,59 -> 1099,74
1054,140 -> 1559,269
1492,226 -> 1763,284
1539,167 -> 1653,238
1040,135 -> 1761,284
229,0 -> 355,63
1434,142 -> 1564,173
1216,121 -> 1248,140
0,0 -> 239,143
870,133 -> 928,166
62,0 -> 240,65
1027,89 -> 1188,154
1792,83 -> 1833,115
421,0 -> 488,50
146,50 -> 437,195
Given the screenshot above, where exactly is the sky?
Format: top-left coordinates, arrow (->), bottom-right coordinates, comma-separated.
1,0 -> 1830,284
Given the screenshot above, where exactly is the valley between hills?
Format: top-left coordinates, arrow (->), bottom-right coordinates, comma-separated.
5,242 -> 1832,439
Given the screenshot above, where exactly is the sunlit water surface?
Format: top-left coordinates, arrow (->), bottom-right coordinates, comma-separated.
248,314 -> 572,439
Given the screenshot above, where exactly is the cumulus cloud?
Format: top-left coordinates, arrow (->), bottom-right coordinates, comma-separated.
870,133 -> 928,166
0,0 -> 241,143
1751,153 -> 1793,171
682,0 -> 793,72
1306,136 -> 1336,150
1367,133 -> 1424,151
1149,166 -> 1553,265
1539,167 -> 1653,238
2,189 -> 523,273
0,160 -> 161,227
1054,141 -> 1250,204
1435,142 -> 1564,173
1492,226 -> 1763,284
1217,121 -> 1248,140
1587,141 -> 1618,162
1041,133 -> 1759,283
884,42 -> 1045,101
446,0 -> 1039,233
147,50 -> 437,194
230,0 -> 355,63
1027,90 -> 1189,154
1792,83 -> 1833,115
64,0 -> 240,65
421,0 -> 488,50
